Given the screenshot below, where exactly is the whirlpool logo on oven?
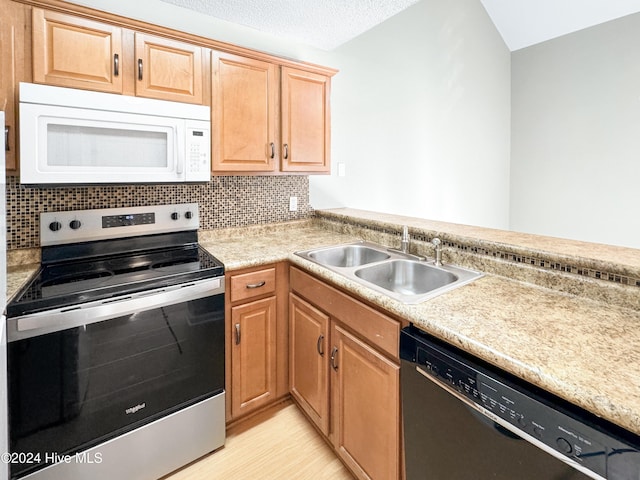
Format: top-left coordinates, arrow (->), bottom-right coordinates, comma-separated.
125,403 -> 146,415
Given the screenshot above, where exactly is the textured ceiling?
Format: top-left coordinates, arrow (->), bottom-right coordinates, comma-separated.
158,0 -> 640,52
157,0 -> 421,50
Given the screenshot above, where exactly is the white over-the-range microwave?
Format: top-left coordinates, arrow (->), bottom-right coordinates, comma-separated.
19,82 -> 211,184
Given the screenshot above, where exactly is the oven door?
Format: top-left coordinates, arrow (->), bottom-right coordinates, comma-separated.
7,277 -> 224,479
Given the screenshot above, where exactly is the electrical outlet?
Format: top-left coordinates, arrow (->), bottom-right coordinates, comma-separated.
289,196 -> 298,212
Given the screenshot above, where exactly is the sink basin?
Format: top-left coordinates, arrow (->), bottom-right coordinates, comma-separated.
307,244 -> 390,267
355,260 -> 457,295
295,241 -> 483,304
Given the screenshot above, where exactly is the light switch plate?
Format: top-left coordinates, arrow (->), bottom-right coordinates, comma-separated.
289,196 -> 298,212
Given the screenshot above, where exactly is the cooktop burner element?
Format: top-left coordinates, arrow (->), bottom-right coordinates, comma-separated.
7,203 -> 224,318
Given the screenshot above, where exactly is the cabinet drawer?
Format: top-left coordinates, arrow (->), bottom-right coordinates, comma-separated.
290,267 -> 399,360
230,267 -> 276,302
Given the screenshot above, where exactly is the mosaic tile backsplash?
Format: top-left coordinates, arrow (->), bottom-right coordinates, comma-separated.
6,175 -> 311,250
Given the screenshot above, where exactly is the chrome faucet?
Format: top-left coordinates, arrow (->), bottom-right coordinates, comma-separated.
432,237 -> 442,266
388,226 -> 426,260
400,225 -> 410,253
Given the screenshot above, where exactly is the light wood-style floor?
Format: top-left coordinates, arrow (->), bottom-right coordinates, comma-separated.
163,401 -> 355,480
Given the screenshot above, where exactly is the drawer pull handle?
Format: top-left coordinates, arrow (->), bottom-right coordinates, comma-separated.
4,126 -> 9,152
246,281 -> 266,289
330,346 -> 339,371
234,323 -> 241,345
317,335 -> 324,356
114,53 -> 119,77
138,59 -> 143,81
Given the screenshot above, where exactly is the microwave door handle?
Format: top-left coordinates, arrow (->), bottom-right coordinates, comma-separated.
175,128 -> 183,175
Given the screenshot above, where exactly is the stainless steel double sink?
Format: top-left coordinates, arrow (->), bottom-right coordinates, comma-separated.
295,241 -> 483,304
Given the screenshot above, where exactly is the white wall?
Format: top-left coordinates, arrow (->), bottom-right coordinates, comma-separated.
511,13 -> 640,248
58,0 -> 640,248
311,0 -> 512,230
69,0 -> 511,231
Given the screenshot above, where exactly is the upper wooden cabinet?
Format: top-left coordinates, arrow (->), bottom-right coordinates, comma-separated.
32,8 -> 123,94
12,4 -> 335,174
212,52 -> 332,174
134,33 -> 203,104
31,9 -> 204,104
211,52 -> 277,172
281,67 -> 331,173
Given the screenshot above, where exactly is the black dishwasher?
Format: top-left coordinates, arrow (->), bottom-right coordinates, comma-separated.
400,325 -> 640,480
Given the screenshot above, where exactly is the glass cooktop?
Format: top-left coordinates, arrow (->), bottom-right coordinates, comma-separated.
7,240 -> 224,318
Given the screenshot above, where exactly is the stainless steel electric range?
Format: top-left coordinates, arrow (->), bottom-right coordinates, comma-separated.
6,203 -> 225,480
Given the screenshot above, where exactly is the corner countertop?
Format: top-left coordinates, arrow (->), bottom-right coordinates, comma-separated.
199,217 -> 640,438
7,214 -> 640,438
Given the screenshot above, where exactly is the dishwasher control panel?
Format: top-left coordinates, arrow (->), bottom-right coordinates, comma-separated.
402,326 -> 640,480
418,346 -> 606,476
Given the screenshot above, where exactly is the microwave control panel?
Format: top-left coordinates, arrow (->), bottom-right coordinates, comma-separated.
186,123 -> 210,181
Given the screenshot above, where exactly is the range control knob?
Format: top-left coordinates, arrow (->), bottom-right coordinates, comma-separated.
171,212 -> 180,221
556,438 -> 573,455
185,211 -> 193,220
516,415 -> 527,427
49,221 -> 62,232
69,220 -> 82,230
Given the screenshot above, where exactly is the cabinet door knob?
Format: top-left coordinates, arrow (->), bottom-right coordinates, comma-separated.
234,323 -> 241,345
270,142 -> 275,159
330,346 -> 339,371
138,58 -> 143,81
114,53 -> 119,77
317,335 -> 325,356
4,126 -> 9,152
283,143 -> 289,160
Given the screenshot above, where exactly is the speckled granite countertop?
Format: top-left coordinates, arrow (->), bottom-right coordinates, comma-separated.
6,212 -> 640,439
199,216 -> 640,437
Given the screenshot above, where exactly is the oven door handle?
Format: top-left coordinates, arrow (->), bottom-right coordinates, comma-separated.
415,366 -> 605,480
8,277 -> 224,342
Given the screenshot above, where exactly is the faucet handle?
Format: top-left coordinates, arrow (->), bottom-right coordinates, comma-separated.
401,225 -> 409,241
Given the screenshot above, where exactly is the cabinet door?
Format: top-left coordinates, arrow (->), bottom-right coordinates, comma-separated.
0,0 -> 30,171
331,323 -> 400,480
289,293 -> 330,435
231,296 -> 277,418
281,67 -> 330,173
211,52 -> 277,172
135,33 -> 203,104
32,8 -> 123,93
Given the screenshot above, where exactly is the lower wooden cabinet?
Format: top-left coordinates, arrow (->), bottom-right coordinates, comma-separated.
289,267 -> 401,480
226,263 -> 289,423
331,323 -> 400,480
231,296 -> 277,418
289,293 -> 330,435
